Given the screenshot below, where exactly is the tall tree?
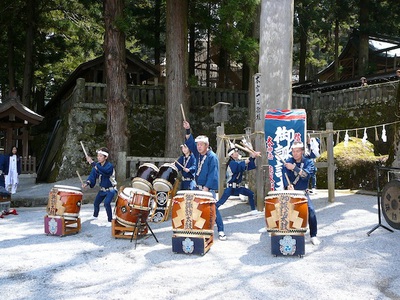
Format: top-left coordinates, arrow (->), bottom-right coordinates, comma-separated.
165,0 -> 188,157
358,0 -> 369,76
22,0 -> 36,106
103,0 -> 129,173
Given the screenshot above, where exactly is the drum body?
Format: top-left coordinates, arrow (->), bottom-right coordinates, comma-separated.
114,187 -> 152,233
264,190 -> 308,233
47,185 -> 82,218
131,163 -> 159,192
153,163 -> 178,192
172,190 -> 216,233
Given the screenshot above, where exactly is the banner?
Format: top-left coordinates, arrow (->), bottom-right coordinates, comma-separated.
265,109 -> 307,191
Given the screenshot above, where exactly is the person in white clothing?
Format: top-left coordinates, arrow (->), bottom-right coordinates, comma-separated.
4,146 -> 22,194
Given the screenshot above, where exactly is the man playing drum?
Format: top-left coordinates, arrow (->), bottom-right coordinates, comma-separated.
216,146 -> 261,239
283,141 -> 320,245
175,144 -> 197,190
83,147 -> 117,227
182,121 -> 222,239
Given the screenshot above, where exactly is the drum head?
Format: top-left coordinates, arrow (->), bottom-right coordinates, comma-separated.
122,187 -> 151,197
140,163 -> 159,172
267,190 -> 306,197
381,180 -> 400,230
175,190 -> 213,198
53,185 -> 82,193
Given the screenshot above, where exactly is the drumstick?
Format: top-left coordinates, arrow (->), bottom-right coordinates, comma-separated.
76,170 -> 84,185
234,143 -> 261,157
274,152 -> 286,164
274,152 -> 294,188
180,104 -> 186,122
174,160 -> 184,169
80,141 -> 88,157
240,142 -> 262,157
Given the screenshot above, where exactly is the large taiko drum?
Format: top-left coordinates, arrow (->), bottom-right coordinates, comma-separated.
114,187 -> 153,234
172,190 -> 216,234
264,190 -> 308,233
153,163 -> 178,192
131,163 -> 159,192
47,185 -> 82,218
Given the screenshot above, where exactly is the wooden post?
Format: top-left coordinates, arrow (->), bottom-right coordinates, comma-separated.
117,151 -> 127,182
326,122 -> 335,203
217,124 -> 225,198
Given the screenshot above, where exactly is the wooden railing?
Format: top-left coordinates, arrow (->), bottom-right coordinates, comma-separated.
82,80 -> 398,110
292,81 -> 399,110
21,156 -> 36,174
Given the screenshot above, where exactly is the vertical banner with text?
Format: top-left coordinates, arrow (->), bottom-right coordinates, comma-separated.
265,109 -> 307,191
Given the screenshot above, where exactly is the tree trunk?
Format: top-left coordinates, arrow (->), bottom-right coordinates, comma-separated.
358,0 -> 369,76
154,0 -> 161,66
334,18 -> 339,81
22,0 -> 35,107
298,22 -> 307,83
7,24 -> 16,93
104,0 -> 128,167
165,0 -> 189,157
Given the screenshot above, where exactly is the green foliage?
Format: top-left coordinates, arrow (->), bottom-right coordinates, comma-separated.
317,137 -> 387,190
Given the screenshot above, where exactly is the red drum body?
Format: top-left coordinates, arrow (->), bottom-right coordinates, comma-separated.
131,163 -> 159,192
153,163 -> 178,192
114,187 -> 153,233
172,191 -> 216,234
47,185 -> 82,218
264,190 -> 308,233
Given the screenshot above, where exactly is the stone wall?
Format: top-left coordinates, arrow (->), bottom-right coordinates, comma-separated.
41,102 -> 250,182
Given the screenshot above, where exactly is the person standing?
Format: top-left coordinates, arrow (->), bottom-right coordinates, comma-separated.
175,144 -> 196,190
83,147 -> 117,226
283,141 -> 320,245
0,152 -> 7,191
4,146 -> 22,194
182,121 -> 221,238
216,146 -> 261,234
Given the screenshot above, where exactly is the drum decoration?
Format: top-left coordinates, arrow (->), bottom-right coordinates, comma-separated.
264,190 -> 308,233
153,163 -> 178,192
381,180 -> 400,230
264,190 -> 308,257
171,190 -> 216,255
45,185 -> 82,236
149,191 -> 169,223
149,176 -> 181,223
131,163 -> 159,192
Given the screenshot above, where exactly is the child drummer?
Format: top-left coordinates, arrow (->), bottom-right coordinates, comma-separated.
83,147 -> 117,227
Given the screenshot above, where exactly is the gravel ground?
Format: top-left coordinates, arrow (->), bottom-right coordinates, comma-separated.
1,184 -> 400,300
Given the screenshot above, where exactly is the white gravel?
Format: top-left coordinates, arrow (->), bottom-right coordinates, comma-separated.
1,190 -> 400,300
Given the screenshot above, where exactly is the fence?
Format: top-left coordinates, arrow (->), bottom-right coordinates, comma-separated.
21,156 -> 36,174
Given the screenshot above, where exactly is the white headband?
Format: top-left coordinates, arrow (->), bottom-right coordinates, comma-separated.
291,142 -> 304,149
195,136 -> 209,144
227,148 -> 238,156
97,150 -> 109,157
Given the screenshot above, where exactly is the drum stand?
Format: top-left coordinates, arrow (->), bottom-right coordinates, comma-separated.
367,165 -> 394,236
130,210 -> 159,249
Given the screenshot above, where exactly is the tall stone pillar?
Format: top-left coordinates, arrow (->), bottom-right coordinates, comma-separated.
254,0 -> 294,208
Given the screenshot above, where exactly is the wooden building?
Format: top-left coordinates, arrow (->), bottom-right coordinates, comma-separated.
0,94 -> 44,173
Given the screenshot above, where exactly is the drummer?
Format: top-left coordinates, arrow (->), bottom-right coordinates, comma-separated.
83,147 -> 117,227
175,144 -> 196,190
283,141 -> 320,245
182,121 -> 222,238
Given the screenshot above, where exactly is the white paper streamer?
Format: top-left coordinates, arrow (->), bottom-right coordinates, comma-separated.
344,130 -> 349,147
362,128 -> 367,144
382,125 -> 387,142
